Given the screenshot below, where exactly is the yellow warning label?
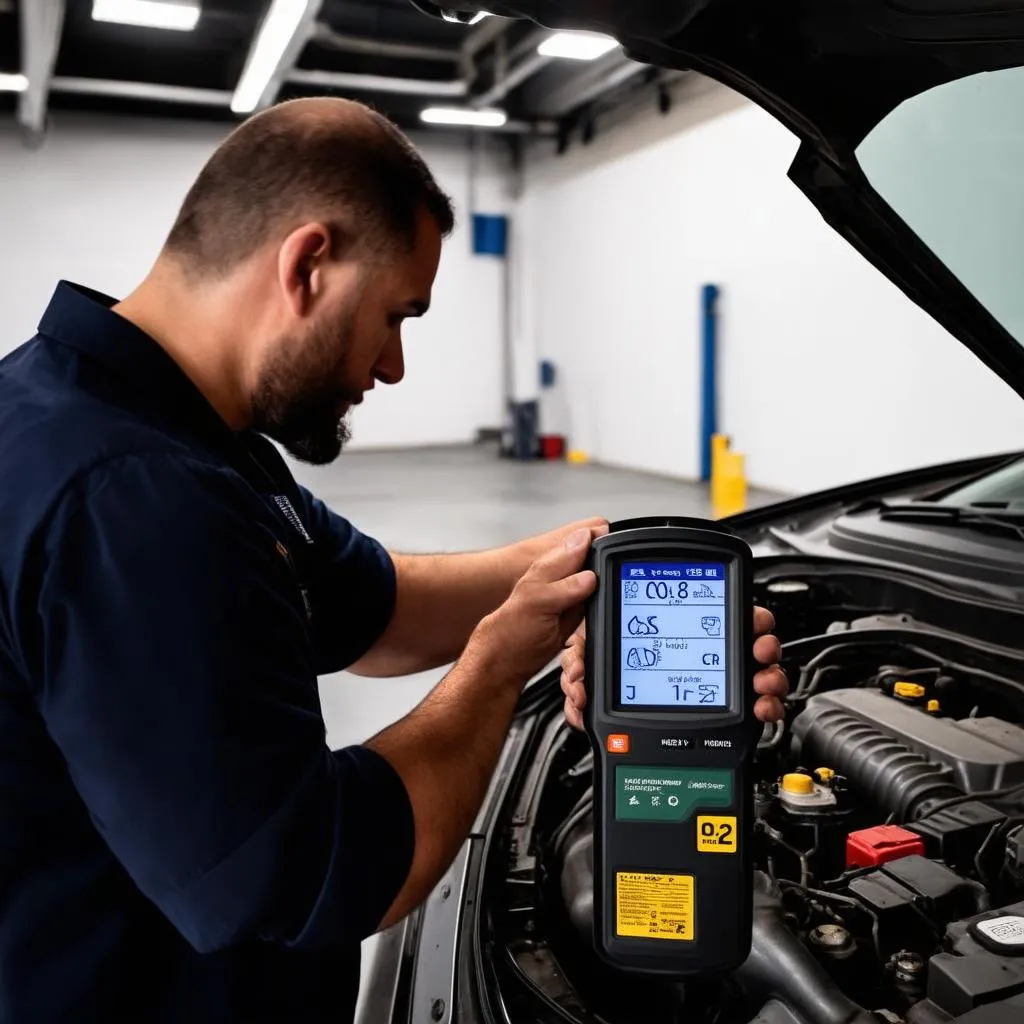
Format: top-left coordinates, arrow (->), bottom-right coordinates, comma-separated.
616,872 -> 694,941
696,815 -> 738,854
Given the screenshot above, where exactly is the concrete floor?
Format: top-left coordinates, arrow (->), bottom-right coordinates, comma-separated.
287,444 -> 782,1012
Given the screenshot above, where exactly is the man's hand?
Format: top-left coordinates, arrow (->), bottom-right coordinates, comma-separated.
473,523 -> 609,682
559,606 -> 788,730
516,517 -> 611,564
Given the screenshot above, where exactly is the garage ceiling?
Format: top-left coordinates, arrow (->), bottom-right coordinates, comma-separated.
0,0 -> 662,140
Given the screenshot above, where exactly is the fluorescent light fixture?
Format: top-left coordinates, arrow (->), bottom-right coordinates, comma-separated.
420,106 -> 507,128
231,0 -> 309,114
538,30 -> 618,60
441,8 -> 489,23
0,73 -> 28,93
92,0 -> 200,31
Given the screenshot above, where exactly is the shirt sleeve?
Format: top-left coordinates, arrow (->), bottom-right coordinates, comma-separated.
30,453 -> 414,953
296,486 -> 397,674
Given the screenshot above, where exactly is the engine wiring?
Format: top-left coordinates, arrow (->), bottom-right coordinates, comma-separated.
776,880 -> 883,967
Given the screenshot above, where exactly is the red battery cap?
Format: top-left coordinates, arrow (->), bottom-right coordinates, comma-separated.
846,825 -> 926,869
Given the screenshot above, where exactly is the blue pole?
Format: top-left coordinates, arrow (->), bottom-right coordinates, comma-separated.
699,284 -> 719,482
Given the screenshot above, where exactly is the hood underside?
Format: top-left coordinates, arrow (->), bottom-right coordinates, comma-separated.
414,0 -> 1024,402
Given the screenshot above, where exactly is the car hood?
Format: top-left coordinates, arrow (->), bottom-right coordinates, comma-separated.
413,0 -> 1024,401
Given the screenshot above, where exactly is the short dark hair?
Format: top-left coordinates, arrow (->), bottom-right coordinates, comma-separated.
163,97 -> 455,275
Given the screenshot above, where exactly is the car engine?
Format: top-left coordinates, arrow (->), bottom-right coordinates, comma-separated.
486,576 -> 1024,1024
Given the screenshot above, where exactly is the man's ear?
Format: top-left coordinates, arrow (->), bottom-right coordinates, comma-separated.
277,222 -> 332,316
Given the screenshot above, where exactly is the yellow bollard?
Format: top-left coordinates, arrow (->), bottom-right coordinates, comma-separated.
710,434 -> 748,520
710,434 -> 729,509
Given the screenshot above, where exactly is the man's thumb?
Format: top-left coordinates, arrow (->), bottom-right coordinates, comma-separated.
528,528 -> 592,583
539,569 -> 598,612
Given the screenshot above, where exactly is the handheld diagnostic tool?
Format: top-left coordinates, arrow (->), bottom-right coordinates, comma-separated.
583,516 -> 758,975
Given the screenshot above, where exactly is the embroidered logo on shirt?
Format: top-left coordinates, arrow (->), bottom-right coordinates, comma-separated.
271,495 -> 313,545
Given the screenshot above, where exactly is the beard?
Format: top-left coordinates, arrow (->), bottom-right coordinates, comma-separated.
250,305 -> 361,466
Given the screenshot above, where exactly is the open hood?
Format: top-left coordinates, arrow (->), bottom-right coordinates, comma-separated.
413,0 -> 1024,401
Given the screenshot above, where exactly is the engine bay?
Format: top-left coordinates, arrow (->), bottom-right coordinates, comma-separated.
482,567 -> 1024,1024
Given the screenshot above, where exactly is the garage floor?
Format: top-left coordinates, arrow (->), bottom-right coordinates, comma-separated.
288,444 -> 782,1011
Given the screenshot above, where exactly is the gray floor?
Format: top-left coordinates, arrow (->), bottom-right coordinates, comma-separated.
287,444 -> 782,1014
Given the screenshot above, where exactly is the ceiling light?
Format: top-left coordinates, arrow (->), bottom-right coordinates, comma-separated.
537,30 -> 618,61
231,0 -> 309,114
420,106 -> 507,128
92,0 -> 200,31
440,8 -> 489,23
0,73 -> 28,93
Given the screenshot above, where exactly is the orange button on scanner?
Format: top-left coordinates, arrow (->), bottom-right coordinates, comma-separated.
607,734 -> 630,754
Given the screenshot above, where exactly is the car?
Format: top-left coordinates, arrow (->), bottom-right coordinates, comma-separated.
359,3 -> 1024,1023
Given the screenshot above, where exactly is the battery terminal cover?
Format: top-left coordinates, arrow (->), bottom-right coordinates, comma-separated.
846,825 -> 926,869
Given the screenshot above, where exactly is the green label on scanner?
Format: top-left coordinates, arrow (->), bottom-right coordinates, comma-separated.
616,766 -> 733,822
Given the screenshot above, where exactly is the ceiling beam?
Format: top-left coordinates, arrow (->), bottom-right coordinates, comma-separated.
287,67 -> 468,97
50,77 -> 233,107
527,51 -> 649,118
45,74 -> 552,134
18,0 -> 65,138
312,25 -> 460,64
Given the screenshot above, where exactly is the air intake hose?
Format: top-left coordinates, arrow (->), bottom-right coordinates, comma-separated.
791,699 -> 961,820
736,874 -> 879,1024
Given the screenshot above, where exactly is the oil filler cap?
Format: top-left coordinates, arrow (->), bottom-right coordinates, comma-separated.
893,681 -> 927,700
781,773 -> 814,796
970,915 -> 1024,956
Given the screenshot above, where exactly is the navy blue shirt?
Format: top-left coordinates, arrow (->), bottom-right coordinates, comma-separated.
0,283 -> 415,1022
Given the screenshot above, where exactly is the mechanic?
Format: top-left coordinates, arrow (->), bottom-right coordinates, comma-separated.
0,97 -> 788,1023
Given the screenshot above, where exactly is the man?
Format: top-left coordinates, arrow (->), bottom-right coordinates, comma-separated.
0,97 -> 787,1022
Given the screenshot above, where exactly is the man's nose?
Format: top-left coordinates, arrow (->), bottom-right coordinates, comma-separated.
374,335 -> 405,386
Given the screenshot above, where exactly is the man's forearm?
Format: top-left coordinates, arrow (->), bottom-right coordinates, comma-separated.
347,518 -> 607,678
348,545 -> 529,677
366,624 -> 521,929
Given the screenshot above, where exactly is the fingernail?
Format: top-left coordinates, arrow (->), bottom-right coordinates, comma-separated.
566,528 -> 590,549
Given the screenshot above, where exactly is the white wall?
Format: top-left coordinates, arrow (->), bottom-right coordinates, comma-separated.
0,113 -> 509,449
520,77 -> 1024,495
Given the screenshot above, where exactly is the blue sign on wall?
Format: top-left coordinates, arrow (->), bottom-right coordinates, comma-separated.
472,213 -> 508,256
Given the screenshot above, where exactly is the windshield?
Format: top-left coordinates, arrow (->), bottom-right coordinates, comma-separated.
855,67 -> 1024,345
936,456 -> 1024,506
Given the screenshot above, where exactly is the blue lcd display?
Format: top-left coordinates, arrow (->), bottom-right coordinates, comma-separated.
619,562 -> 728,708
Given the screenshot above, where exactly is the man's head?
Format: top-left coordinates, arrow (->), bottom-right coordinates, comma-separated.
161,97 -> 454,464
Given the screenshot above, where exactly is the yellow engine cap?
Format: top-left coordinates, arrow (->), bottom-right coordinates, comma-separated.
815,767 -> 836,783
782,773 -> 815,796
893,681 -> 927,700
927,699 -> 941,713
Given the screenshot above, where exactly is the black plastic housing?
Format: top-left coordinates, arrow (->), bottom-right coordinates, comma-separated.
927,899 -> 1024,1018
908,802 -> 1006,871
582,517 -> 759,975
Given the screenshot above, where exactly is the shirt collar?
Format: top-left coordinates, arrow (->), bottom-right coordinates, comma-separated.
37,280 -> 239,452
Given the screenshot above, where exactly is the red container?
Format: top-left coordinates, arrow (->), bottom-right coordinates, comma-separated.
540,434 -> 566,460
846,825 -> 926,869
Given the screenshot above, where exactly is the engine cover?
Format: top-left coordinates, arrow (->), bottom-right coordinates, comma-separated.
792,689 -> 1024,807
909,900 -> 1024,1021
